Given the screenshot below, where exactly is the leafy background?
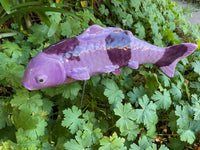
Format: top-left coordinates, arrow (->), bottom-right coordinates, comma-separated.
0,0 -> 200,149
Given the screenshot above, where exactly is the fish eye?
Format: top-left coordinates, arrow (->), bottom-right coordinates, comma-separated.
35,75 -> 47,84
39,79 -> 44,83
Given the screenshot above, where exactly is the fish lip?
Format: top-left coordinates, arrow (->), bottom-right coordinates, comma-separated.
25,86 -> 35,91
21,80 -> 34,91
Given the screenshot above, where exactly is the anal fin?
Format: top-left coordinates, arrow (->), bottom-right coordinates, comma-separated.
159,62 -> 177,78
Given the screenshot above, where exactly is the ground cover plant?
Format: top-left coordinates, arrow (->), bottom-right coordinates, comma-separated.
0,0 -> 200,149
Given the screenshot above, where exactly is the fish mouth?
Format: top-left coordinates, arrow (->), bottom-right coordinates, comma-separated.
21,79 -> 35,90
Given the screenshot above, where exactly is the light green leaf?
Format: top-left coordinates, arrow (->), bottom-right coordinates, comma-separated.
129,0 -> 141,9
175,105 -> 192,128
114,103 -> 139,141
123,14 -> 133,27
151,89 -> 171,110
99,4 -> 109,16
15,115 -> 47,148
146,143 -> 157,150
34,118 -> 48,137
10,89 -> 43,113
41,142 -> 55,150
65,16 -> 81,37
16,128 -> 40,147
60,21 -> 72,37
170,83 -> 182,102
83,110 -> 97,124
134,22 -> 145,39
64,130 -> 93,150
193,102 -> 200,120
27,23 -> 49,45
135,95 -> 158,129
99,132 -> 126,150
153,33 -> 163,47
102,79 -> 124,105
114,102 -> 136,123
192,61 -> 200,75
178,129 -> 195,144
158,71 -> 171,87
159,145 -> 169,150
1,41 -> 21,59
82,123 -> 103,144
130,136 -> 150,150
62,106 -> 84,134
6,63 -> 24,87
127,85 -> 149,106
120,123 -> 140,141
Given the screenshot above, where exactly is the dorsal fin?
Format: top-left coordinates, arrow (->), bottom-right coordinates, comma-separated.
42,37 -> 79,55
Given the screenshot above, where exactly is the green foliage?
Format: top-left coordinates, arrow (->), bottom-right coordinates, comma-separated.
130,136 -> 169,150
114,102 -> 139,141
134,95 -> 158,137
178,129 -> 196,144
192,60 -> 200,75
0,0 -> 200,149
0,0 -> 78,30
99,132 -> 126,150
102,79 -> 125,105
62,106 -> 84,134
151,89 -> 171,110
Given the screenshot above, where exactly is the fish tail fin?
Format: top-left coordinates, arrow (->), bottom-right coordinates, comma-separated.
155,43 -> 198,77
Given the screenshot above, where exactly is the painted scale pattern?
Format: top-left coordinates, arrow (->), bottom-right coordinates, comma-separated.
21,25 -> 198,90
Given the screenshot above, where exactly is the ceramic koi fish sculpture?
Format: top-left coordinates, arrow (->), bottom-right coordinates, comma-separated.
22,25 -> 198,90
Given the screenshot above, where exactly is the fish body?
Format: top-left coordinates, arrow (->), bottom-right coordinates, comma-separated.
22,25 -> 198,90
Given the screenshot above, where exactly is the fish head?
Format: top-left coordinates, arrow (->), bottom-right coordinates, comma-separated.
22,52 -> 66,90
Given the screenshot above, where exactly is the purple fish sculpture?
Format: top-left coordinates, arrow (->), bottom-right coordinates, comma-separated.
22,25 -> 198,90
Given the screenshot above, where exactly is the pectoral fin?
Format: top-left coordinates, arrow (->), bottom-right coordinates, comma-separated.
128,61 -> 139,69
68,67 -> 90,80
112,68 -> 122,75
98,65 -> 119,73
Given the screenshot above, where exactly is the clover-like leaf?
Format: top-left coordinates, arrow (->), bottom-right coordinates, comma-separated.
135,95 -> 158,128
114,103 -> 139,140
64,130 -> 92,150
102,79 -> 124,105
151,89 -> 171,110
192,61 -> 200,75
178,129 -> 195,144
62,106 -> 84,134
99,132 -> 126,150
